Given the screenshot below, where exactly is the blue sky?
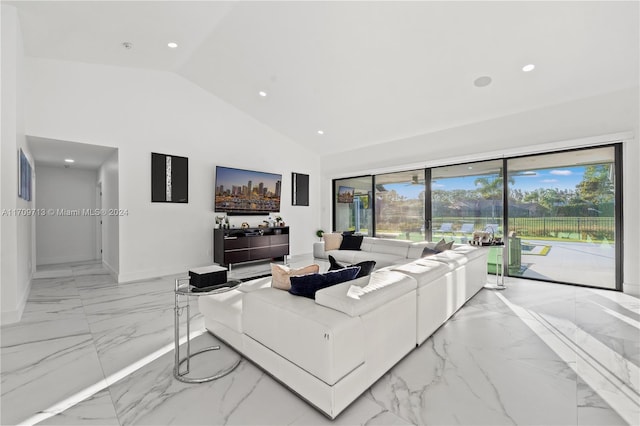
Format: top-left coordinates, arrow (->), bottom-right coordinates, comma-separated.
510,166 -> 585,192
383,166 -> 587,199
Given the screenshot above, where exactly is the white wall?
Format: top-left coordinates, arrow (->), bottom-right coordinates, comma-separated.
35,166 -> 98,265
98,150 -> 119,276
1,4 -> 35,324
25,58 -> 321,282
321,88 -> 640,296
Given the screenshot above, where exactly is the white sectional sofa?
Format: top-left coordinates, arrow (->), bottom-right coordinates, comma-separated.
198,237 -> 488,419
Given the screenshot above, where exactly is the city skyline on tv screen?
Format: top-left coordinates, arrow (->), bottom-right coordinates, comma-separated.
215,166 -> 281,214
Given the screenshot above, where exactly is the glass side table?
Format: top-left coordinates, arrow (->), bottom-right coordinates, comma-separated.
174,277 -> 242,383
481,242 -> 506,290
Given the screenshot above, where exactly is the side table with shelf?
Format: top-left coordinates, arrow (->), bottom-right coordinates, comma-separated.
174,277 -> 242,383
470,241 -> 507,290
483,242 -> 506,290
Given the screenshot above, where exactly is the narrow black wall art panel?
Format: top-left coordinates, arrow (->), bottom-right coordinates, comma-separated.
292,172 -> 309,206
151,152 -> 188,203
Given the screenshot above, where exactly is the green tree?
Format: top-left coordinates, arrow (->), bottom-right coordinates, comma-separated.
521,188 -> 574,214
474,175 -> 514,218
576,165 -> 614,205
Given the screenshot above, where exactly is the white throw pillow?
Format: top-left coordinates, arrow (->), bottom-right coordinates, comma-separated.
323,233 -> 343,251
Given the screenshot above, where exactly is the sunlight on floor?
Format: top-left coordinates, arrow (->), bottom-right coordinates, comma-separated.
17,330 -> 206,426
495,292 -> 639,425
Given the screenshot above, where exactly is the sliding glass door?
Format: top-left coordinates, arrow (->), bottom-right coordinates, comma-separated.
431,159 -> 506,274
431,159 -> 505,240
374,170 -> 426,241
332,145 -> 622,290
333,176 -> 373,235
506,146 -> 620,289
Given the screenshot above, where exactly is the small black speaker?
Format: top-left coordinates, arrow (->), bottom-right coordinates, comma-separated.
189,265 -> 227,288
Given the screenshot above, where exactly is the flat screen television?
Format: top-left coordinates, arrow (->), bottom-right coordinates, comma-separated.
215,166 -> 282,215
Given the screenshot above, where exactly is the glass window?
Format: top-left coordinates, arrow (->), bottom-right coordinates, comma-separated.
374,170 -> 426,241
331,145 -> 621,290
507,146 -> 618,288
333,176 -> 373,235
431,160 -> 505,242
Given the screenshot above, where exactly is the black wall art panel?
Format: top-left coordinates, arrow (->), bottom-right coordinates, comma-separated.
292,172 -> 309,206
151,152 -> 188,203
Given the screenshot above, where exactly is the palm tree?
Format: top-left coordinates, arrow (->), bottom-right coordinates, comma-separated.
474,175 -> 514,219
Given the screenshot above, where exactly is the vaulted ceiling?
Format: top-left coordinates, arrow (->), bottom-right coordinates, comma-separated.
11,1 -> 640,155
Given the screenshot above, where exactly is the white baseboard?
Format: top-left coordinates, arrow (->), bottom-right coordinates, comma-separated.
37,254 -> 96,266
1,275 -> 32,325
102,259 -> 119,282
117,264 -> 198,284
623,282 -> 639,297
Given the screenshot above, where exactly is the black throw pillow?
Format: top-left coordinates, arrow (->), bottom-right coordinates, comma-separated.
289,267 -> 360,299
339,235 -> 364,251
422,247 -> 440,257
341,230 -> 355,236
328,255 -> 345,270
328,255 -> 376,279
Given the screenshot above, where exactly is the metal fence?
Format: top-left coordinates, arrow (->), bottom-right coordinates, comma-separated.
433,216 -> 615,241
509,217 -> 615,240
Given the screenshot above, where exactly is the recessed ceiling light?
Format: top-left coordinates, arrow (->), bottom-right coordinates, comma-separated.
522,64 -> 535,72
468,166 -> 473,170
258,91 -> 267,97
473,76 -> 492,88
122,42 -> 133,50
64,159 -> 74,163
317,130 -> 324,135
167,42 -> 178,49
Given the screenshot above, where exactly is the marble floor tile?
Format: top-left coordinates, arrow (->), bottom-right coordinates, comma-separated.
19,279 -> 85,321
34,260 -> 108,279
577,377 -> 628,426
0,323 -> 105,425
1,259 -> 637,426
32,269 -> 74,279
109,333 -> 409,426
80,278 -> 198,378
74,273 -> 118,288
38,389 -> 120,426
368,310 -> 580,426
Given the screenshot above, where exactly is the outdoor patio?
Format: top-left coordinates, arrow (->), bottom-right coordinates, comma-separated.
427,229 -> 617,289
512,239 -> 616,289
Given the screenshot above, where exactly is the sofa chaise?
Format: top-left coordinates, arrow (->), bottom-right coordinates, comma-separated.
198,237 -> 488,418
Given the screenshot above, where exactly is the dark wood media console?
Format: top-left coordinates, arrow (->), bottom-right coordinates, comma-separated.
214,227 -> 290,268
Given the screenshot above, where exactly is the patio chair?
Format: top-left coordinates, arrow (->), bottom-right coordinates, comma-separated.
454,223 -> 476,242
434,223 -> 453,237
457,223 -> 476,236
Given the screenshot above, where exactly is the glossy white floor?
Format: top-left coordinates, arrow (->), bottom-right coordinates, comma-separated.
1,255 -> 638,425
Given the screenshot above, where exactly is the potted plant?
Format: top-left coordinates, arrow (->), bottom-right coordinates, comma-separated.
316,229 -> 324,241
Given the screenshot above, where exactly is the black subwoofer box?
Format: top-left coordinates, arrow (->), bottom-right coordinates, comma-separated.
189,265 -> 227,288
